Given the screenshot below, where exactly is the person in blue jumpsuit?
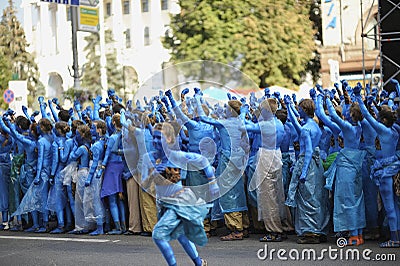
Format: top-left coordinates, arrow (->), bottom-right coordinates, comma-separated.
142,122 -> 218,266
285,97 -> 330,244
13,118 -> 53,233
47,121 -> 71,234
85,120 -> 107,236
325,95 -> 366,246
355,87 -> 400,248
99,114 -> 126,235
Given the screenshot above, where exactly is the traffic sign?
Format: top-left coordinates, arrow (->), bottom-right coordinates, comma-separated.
3,89 -> 14,104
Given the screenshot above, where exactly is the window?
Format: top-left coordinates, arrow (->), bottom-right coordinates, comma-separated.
161,0 -> 168,10
106,2 -> 111,16
123,0 -> 130,15
144,27 -> 150,45
125,28 -> 131,48
142,0 -> 149,12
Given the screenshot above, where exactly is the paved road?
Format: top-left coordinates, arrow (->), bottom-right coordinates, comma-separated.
0,231 -> 398,265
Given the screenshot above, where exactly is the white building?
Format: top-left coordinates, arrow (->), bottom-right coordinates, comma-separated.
319,0 -> 379,87
22,0 -> 180,98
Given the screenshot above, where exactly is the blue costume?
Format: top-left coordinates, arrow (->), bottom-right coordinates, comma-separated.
356,94 -> 400,247
85,134 -> 106,236
47,134 -> 68,233
360,118 -> 379,235
325,97 -> 366,240
142,125 -> 217,266
14,120 -> 53,233
0,127 -> 13,228
68,133 -> 92,233
285,97 -> 330,242
100,125 -> 126,234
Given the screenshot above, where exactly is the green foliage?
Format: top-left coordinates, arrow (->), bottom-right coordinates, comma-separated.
0,0 -> 43,109
81,30 -> 125,99
164,0 -> 319,89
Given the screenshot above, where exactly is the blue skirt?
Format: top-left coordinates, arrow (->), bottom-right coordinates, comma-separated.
101,161 -> 124,198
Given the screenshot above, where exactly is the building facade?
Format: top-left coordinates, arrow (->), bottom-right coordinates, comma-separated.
319,0 -> 380,88
22,0 -> 179,99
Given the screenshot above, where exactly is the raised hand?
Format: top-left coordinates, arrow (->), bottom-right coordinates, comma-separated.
181,88 -> 189,95
38,96 -> 44,104
273,91 -> 281,100
309,88 -> 316,99
284,95 -> 292,105
264,88 -> 270,98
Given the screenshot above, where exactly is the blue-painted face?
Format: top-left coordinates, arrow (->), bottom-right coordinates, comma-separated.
75,131 -> 83,146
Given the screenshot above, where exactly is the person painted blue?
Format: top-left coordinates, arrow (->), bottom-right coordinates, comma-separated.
13,118 -> 53,233
285,96 -> 330,244
359,110 -> 380,240
85,120 -> 107,236
0,114 -> 27,230
276,109 -> 294,198
60,119 -> 84,220
47,121 -> 71,234
165,89 -> 217,234
355,87 -> 400,248
315,93 -> 341,154
98,114 -> 126,235
68,124 -> 93,234
195,95 -> 249,241
241,99 -> 293,242
325,95 -> 366,246
0,118 -> 13,230
6,118 -> 38,230
142,122 -> 218,266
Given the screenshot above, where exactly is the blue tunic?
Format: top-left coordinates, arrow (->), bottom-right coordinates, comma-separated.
286,148 -> 330,236
332,148 -> 367,232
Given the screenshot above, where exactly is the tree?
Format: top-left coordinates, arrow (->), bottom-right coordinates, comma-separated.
0,0 -> 44,109
164,0 -> 318,89
81,30 -> 125,98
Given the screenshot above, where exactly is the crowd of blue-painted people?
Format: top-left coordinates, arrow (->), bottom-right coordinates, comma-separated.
0,79 -> 400,265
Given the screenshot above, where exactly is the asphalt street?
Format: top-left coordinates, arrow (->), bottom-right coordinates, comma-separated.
0,230 -> 399,266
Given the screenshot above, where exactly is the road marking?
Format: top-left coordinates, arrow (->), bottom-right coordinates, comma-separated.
0,236 -> 110,243
112,240 -> 120,243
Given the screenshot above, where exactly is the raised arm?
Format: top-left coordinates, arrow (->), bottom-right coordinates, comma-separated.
165,89 -> 196,129
356,96 -> 391,135
48,100 -> 59,123
315,95 -> 341,135
38,97 -> 50,120
325,97 -> 349,130
92,95 -> 102,121
284,96 -> 301,136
